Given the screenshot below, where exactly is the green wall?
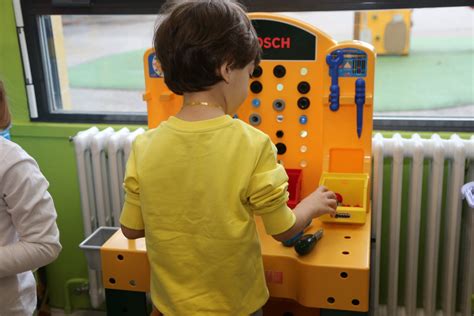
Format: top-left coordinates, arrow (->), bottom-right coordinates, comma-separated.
0,0 -> 472,312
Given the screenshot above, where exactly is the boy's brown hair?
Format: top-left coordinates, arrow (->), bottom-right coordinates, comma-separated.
0,80 -> 11,129
153,0 -> 261,95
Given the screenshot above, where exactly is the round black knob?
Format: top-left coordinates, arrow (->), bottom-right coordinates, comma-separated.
272,99 -> 285,112
275,143 -> 287,155
249,113 -> 261,126
297,81 -> 311,94
297,97 -> 310,110
250,81 -> 263,94
273,65 -> 286,78
252,66 -> 263,78
276,130 -> 284,138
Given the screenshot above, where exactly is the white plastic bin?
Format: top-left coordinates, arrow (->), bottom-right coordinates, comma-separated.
79,226 -> 119,270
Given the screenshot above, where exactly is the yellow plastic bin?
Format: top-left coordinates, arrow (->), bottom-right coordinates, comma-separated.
319,172 -> 369,224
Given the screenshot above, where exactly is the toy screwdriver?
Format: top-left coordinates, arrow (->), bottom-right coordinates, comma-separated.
294,228 -> 324,256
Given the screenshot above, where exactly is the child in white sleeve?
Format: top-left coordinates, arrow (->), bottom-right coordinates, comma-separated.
0,80 -> 62,316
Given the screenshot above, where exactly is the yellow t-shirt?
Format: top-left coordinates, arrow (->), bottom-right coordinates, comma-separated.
120,115 -> 296,316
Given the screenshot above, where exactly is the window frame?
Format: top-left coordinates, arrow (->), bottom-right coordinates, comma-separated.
19,0 -> 474,130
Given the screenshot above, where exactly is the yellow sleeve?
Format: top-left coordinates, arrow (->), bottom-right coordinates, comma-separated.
247,138 -> 296,235
119,146 -> 144,230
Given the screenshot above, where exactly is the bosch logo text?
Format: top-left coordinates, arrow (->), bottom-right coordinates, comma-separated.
258,37 -> 291,49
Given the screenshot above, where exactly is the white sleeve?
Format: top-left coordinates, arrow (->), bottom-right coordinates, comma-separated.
0,149 -> 62,278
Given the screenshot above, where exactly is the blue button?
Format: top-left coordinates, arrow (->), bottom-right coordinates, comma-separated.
233,114 -> 238,119
299,115 -> 308,125
252,98 -> 261,107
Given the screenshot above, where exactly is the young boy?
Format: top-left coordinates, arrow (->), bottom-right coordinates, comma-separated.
120,1 -> 337,315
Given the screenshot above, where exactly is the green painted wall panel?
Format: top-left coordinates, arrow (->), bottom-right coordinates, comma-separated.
0,0 -> 29,122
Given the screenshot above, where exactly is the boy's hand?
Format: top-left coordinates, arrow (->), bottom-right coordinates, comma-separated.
274,186 -> 336,242
301,186 -> 337,218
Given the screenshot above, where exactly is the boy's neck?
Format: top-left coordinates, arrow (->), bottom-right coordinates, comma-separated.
176,92 -> 226,121
176,106 -> 226,121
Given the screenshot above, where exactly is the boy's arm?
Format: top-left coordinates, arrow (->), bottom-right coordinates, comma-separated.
271,205 -> 313,242
121,225 -> 145,239
247,137 -> 336,242
247,139 -> 295,235
119,145 -> 145,239
272,186 -> 336,242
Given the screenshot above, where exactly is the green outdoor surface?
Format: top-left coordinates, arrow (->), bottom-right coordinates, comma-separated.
69,36 -> 474,112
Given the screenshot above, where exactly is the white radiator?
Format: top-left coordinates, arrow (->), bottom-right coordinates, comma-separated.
73,126 -> 145,308
372,133 -> 474,316
73,129 -> 473,314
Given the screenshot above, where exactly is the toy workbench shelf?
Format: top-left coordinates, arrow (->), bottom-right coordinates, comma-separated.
100,214 -> 370,313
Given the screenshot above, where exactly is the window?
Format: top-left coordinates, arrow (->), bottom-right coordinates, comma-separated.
40,15 -> 154,114
19,0 -> 473,130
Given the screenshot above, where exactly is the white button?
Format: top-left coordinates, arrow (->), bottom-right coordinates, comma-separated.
300,145 -> 308,153
276,83 -> 284,91
276,115 -> 284,122
300,130 -> 308,138
300,160 -> 308,168
300,67 -> 308,76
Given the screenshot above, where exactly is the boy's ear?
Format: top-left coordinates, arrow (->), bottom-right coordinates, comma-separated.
219,63 -> 231,84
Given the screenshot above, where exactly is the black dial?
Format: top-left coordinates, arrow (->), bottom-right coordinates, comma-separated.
252,66 -> 263,78
250,81 -> 263,94
297,81 -> 311,94
273,65 -> 286,78
297,97 -> 310,110
275,143 -> 287,155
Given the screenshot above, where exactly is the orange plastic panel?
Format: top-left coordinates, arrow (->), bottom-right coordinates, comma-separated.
101,230 -> 150,292
259,217 -> 370,311
329,148 -> 364,173
100,218 -> 370,311
143,49 -> 182,129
